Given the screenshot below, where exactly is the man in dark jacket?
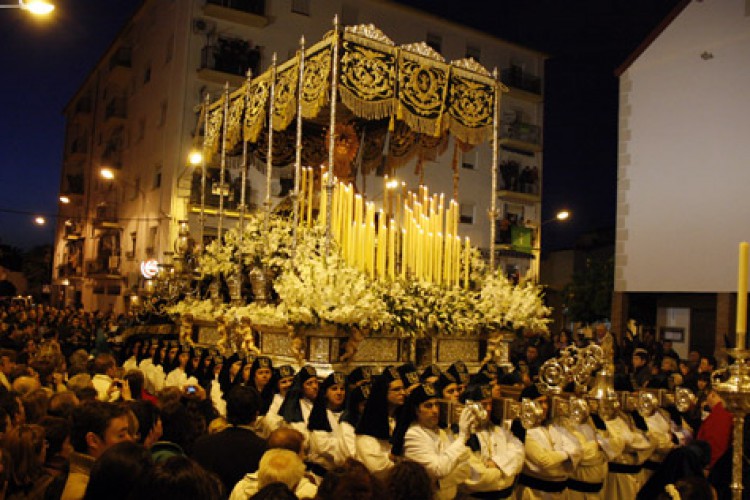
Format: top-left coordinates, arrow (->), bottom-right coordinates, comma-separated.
191,384 -> 267,493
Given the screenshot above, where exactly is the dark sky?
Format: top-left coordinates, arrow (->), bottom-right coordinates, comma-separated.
0,0 -> 680,250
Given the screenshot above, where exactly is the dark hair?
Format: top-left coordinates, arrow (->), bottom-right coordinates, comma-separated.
0,390 -> 23,425
69,401 -> 129,453
127,456 -> 223,500
159,402 -> 203,455
93,353 -> 116,375
386,460 -> 434,500
48,391 -> 80,419
315,459 -> 384,500
21,388 -> 50,424
123,370 -> 145,400
83,441 -> 153,500
225,385 -> 260,426
75,386 -> 99,404
250,482 -> 298,500
127,400 -> 161,445
701,355 -> 717,369
38,415 -> 71,458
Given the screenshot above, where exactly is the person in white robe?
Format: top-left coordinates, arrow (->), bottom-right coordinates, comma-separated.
355,366 -> 405,481
391,383 -> 475,500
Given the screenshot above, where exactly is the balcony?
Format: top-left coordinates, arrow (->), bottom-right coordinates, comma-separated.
66,138 -> 89,161
498,161 -> 540,198
57,263 -> 82,279
85,256 -> 122,277
501,66 -> 542,101
107,47 -> 132,84
94,204 -> 119,226
104,98 -> 127,122
500,122 -> 542,153
198,38 -> 261,87
64,173 -> 85,196
203,0 -> 269,28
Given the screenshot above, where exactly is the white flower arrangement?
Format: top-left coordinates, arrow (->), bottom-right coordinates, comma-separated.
178,211 -> 551,336
166,298 -> 228,322
476,272 -> 552,332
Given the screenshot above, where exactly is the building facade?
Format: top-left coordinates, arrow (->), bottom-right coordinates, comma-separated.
53,0 -> 545,313
614,0 -> 750,358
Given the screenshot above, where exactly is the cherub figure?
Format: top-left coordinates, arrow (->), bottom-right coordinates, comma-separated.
238,316 -> 261,356
289,327 -> 305,367
179,313 -> 195,347
339,328 -> 365,363
215,315 -> 229,354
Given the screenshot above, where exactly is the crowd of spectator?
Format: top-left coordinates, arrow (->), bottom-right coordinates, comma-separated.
0,300 -> 738,499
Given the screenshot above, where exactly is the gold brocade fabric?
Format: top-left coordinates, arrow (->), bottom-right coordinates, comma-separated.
272,63 -> 299,132
225,89 -> 245,151
244,77 -> 270,144
339,39 -> 397,120
199,25 -> 499,164
447,69 -> 496,145
397,51 -> 449,138
204,98 -> 225,164
300,41 -> 332,119
254,127 -> 296,166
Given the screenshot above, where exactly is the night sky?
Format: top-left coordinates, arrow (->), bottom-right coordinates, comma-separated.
0,0 -> 680,251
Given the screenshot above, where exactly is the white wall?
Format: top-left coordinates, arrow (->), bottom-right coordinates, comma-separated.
616,0 -> 750,293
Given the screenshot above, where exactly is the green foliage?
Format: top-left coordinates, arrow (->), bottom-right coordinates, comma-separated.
563,256 -> 614,324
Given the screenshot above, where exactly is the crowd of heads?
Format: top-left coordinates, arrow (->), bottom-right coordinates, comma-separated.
0,300 -> 728,500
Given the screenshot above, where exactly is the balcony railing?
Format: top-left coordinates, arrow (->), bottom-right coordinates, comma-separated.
501,122 -> 541,145
68,138 -> 88,155
200,39 -> 261,78
108,47 -> 132,71
57,263 -> 82,279
105,98 -> 127,120
85,256 -> 121,276
206,0 -> 265,17
501,67 -> 542,95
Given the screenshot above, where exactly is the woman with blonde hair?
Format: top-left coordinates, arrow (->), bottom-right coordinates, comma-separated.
3,423 -> 55,499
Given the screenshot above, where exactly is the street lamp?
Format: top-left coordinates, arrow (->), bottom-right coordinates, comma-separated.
0,1 -> 55,15
34,216 -> 46,225
188,150 -> 203,166
59,195 -> 70,204
542,209 -> 571,226
100,167 -> 115,180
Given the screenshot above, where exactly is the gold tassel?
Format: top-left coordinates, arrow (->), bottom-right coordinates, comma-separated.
388,113 -> 395,132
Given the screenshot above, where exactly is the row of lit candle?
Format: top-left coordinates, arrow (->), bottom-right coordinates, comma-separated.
326,177 -> 471,287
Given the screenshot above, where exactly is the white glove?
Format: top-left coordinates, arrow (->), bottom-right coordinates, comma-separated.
458,406 -> 478,437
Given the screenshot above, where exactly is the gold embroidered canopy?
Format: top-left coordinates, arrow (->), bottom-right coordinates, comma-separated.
202,24 -> 506,164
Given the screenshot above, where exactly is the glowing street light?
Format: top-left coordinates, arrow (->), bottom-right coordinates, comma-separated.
34,216 -> 46,225
188,150 -> 203,166
0,1 -> 55,16
541,209 -> 572,226
59,195 -> 70,204
100,167 -> 115,180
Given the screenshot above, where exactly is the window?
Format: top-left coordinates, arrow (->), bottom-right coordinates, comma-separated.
158,100 -> 168,128
465,44 -> 481,62
153,165 -> 162,189
459,203 -> 475,224
131,177 -> 141,201
143,63 -> 151,84
426,33 -> 442,54
165,34 -> 174,63
291,0 -> 310,15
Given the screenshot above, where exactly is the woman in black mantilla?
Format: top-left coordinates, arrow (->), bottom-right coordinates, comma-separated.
307,371 -> 348,476
354,366 -> 404,481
